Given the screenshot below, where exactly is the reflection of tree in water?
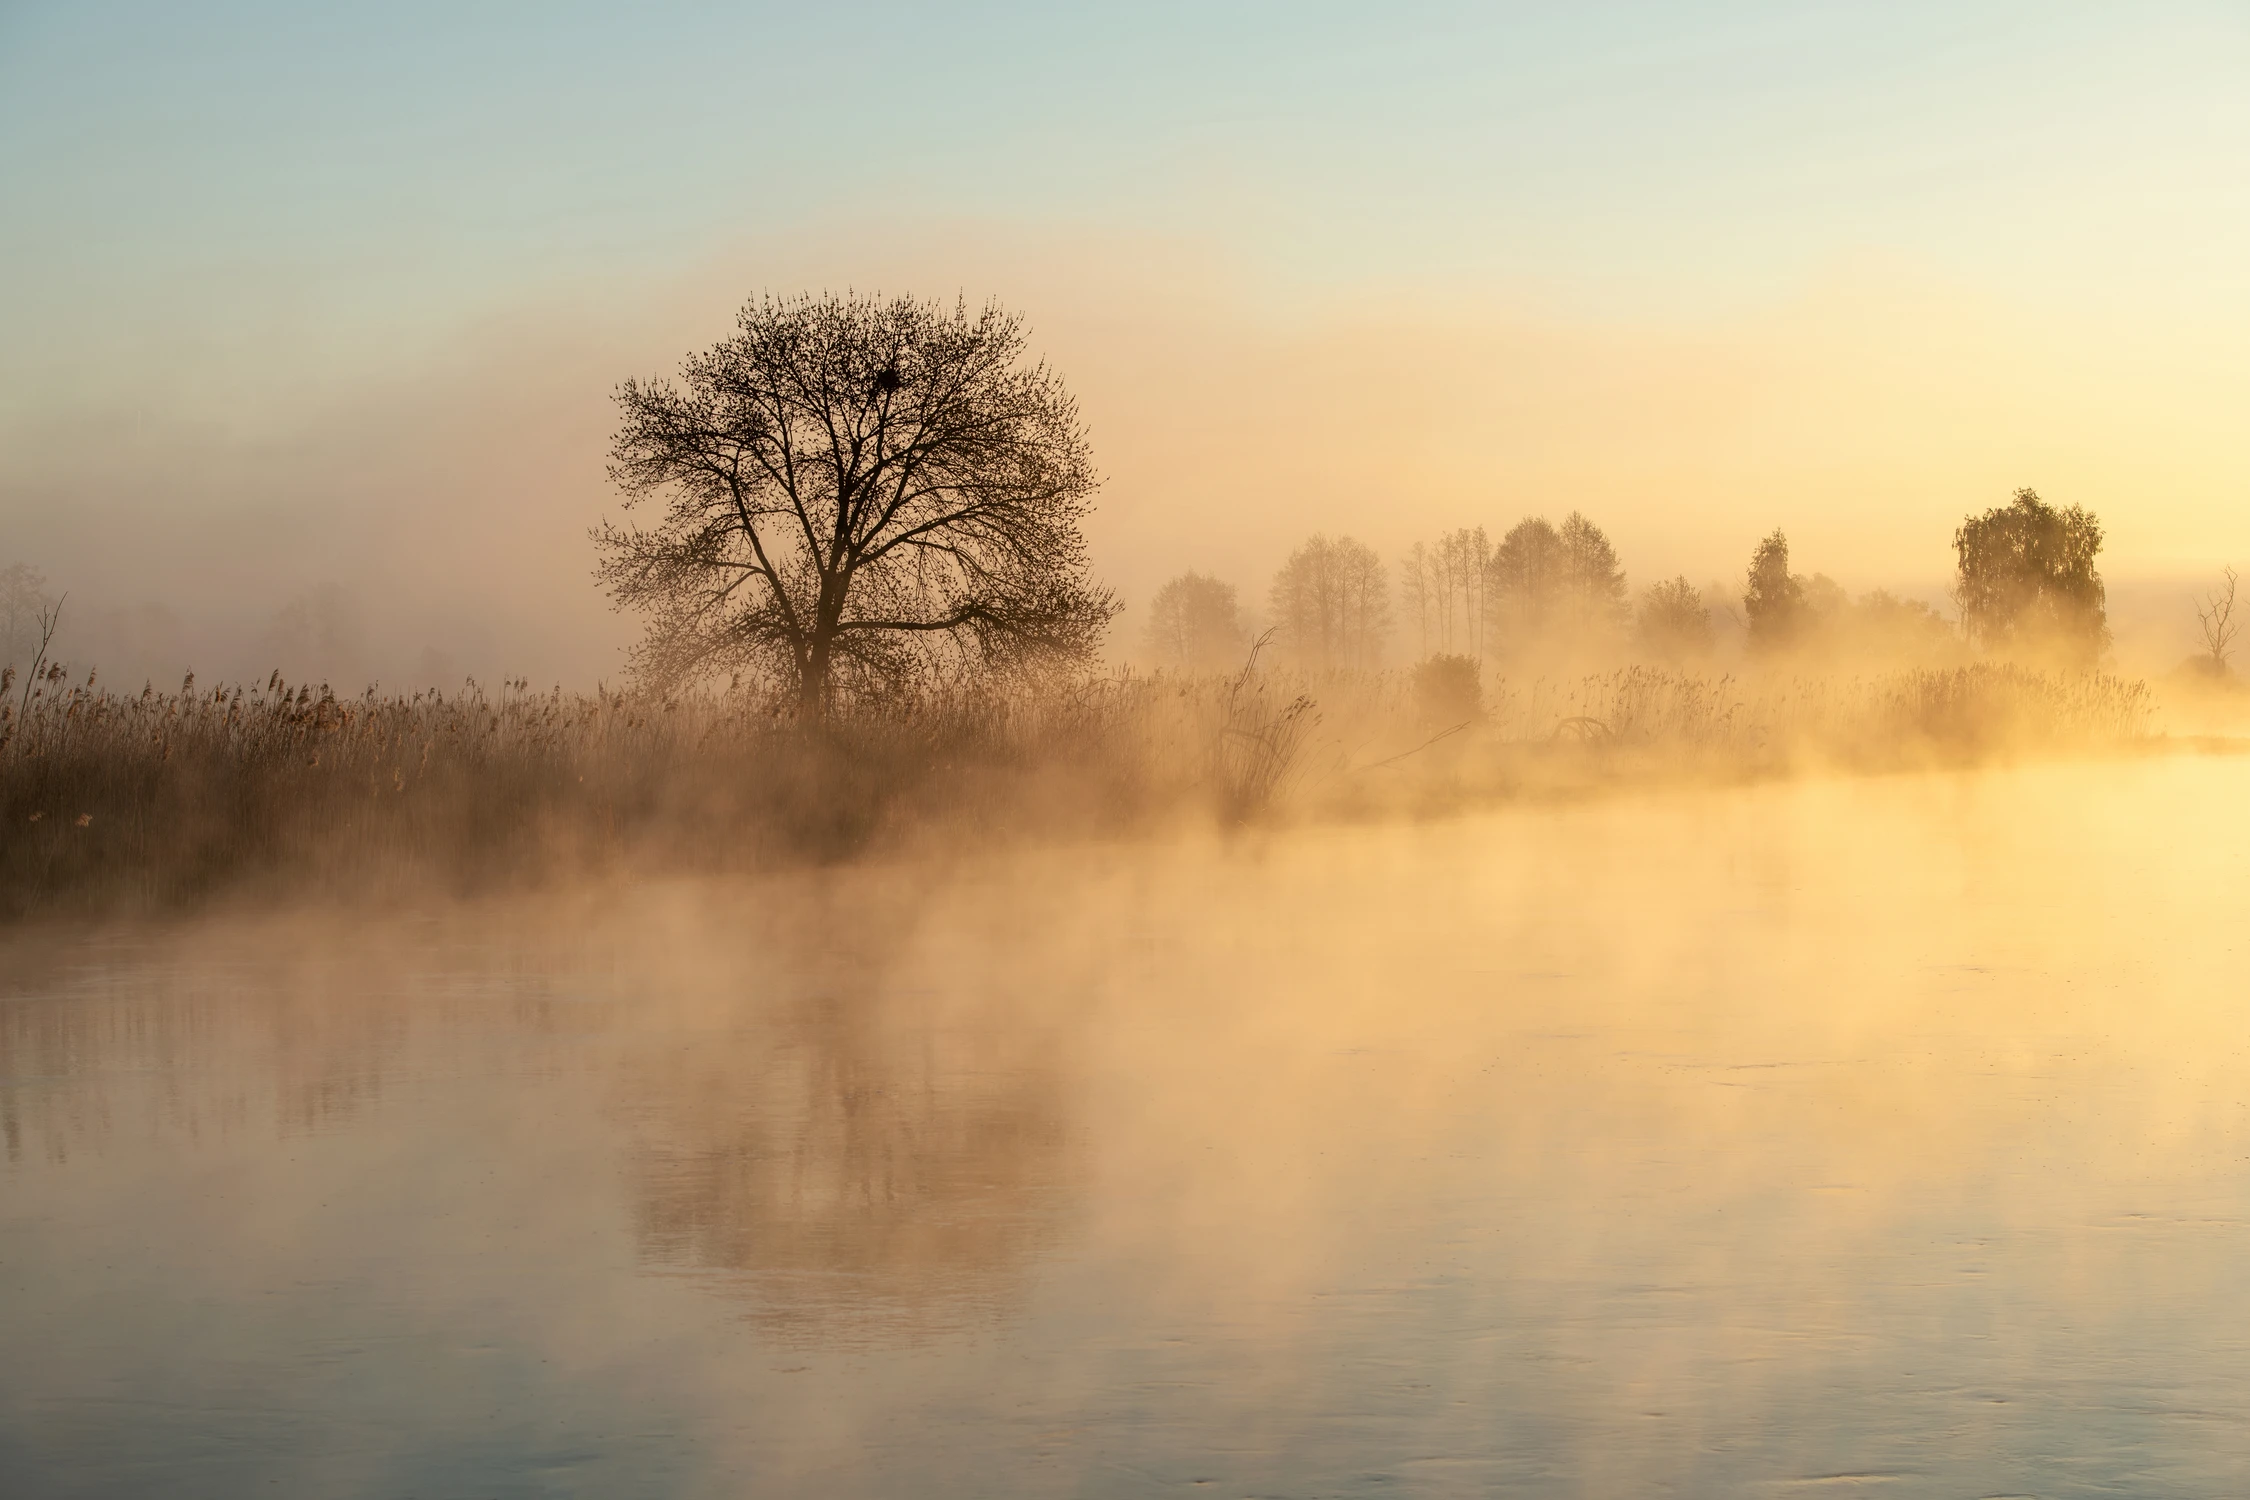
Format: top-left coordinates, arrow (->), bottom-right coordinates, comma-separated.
0,940 -> 520,1165
0,975 -> 408,1165
624,989 -> 1076,1341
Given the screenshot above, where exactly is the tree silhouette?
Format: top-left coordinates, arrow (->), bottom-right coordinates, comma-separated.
1490,513 -> 1626,655
1144,571 -> 1247,670
1635,575 -> 1713,662
1401,527 -> 1491,658
2195,566 -> 2239,677
1743,529 -> 1805,655
1557,512 -> 1628,635
597,293 -> 1117,717
1269,535 -> 1389,671
1952,488 -> 2106,666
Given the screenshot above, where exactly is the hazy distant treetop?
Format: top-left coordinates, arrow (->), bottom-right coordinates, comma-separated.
1491,517 -> 1564,633
1850,589 -> 1957,662
1558,512 -> 1628,629
1635,575 -> 1712,662
1400,527 -> 1491,660
1801,572 -> 1850,621
1815,585 -> 1961,668
1269,534 -> 1389,672
596,292 -> 1117,717
1952,489 -> 2106,666
1742,529 -> 1806,654
1143,571 -> 1246,671
1490,512 -> 1626,655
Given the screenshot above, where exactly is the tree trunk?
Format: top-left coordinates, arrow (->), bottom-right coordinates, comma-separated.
798,641 -> 830,722
799,576 -> 845,722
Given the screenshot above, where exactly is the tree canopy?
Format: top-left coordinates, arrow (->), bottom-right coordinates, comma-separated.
1489,512 -> 1626,654
596,292 -> 1117,716
1144,571 -> 1247,671
1269,535 -> 1390,671
1952,489 -> 2106,666
1635,575 -> 1713,662
1742,529 -> 1805,654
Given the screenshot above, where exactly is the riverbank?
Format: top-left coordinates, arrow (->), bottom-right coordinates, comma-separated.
0,662 -> 2168,919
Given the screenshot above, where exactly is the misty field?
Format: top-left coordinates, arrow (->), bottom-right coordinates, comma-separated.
0,656 -> 2162,918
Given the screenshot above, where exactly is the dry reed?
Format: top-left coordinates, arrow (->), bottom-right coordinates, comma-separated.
0,659 -> 2160,918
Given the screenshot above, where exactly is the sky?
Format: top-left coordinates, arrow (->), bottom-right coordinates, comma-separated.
3,1 -> 2247,682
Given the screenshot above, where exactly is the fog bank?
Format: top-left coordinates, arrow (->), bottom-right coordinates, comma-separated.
5,229 -> 2245,689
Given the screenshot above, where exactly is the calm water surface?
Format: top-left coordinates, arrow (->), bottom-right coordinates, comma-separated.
4,757 -> 2249,1497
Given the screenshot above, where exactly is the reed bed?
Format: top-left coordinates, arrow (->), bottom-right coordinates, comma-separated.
1480,664 -> 2154,759
1280,662 -> 2154,817
0,659 -> 2159,918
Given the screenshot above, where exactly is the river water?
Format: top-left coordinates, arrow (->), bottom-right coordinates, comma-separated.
4,756 -> 2248,1497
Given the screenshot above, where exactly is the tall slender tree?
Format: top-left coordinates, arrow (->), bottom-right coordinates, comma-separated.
1743,529 -> 1805,654
1402,527 -> 1491,658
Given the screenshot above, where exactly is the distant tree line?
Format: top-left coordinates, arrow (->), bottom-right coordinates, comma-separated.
1146,511 -> 1737,673
1145,487 -> 2126,676
3,288 -> 2189,730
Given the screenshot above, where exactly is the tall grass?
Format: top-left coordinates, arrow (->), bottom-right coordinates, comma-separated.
0,658 -> 2159,918
1479,663 -> 2153,760
1286,662 -> 2157,817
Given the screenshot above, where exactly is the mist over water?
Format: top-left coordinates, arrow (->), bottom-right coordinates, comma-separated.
5,755 -> 2247,1498
5,242 -> 2246,690
11,7 -> 2250,1494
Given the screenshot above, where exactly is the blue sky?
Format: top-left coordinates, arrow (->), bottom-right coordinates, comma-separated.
7,1 -> 2246,349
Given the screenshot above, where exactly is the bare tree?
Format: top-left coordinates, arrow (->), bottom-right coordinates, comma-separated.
1401,526 -> 1491,659
1269,534 -> 1389,671
1144,571 -> 1247,671
2196,565 -> 2239,675
1401,541 -> 1434,658
597,293 -> 1118,717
